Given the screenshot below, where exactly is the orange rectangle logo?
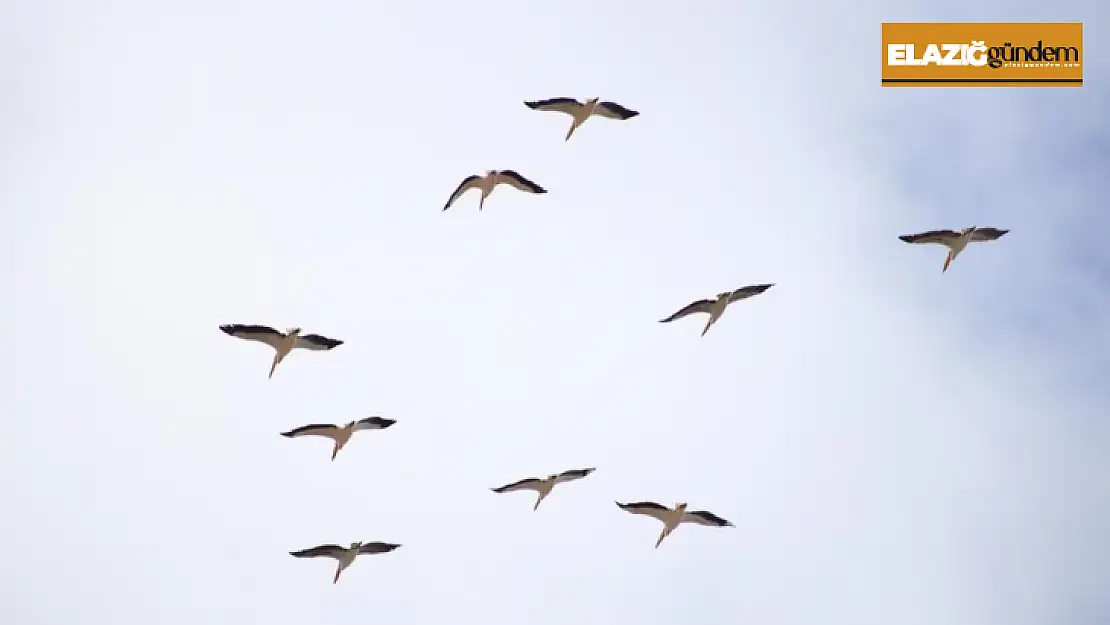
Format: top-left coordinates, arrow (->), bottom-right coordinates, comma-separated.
881,22 -> 1083,87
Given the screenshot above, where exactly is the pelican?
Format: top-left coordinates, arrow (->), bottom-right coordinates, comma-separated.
523,97 -> 639,141
898,226 -> 1009,272
443,170 -> 547,211
615,501 -> 734,548
219,324 -> 343,379
659,283 -> 775,337
490,467 -> 595,511
289,541 -> 401,584
280,416 -> 396,461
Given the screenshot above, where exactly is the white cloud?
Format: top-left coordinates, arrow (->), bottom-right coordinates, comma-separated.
1,1 -> 1107,624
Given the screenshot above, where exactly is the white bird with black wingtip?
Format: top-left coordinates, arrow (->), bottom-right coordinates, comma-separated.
523,97 -> 639,141
490,467 -> 596,511
443,170 -> 547,212
289,541 -> 401,584
280,416 -> 396,461
615,501 -> 734,548
219,324 -> 343,378
898,226 -> 1009,273
659,283 -> 775,337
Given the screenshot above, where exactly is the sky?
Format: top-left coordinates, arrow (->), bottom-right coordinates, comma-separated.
1,1 -> 1108,624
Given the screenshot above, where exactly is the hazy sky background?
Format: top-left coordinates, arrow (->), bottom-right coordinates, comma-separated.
2,1 -> 1108,624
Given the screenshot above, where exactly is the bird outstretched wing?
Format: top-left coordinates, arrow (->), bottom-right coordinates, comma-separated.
898,230 -> 960,245
491,477 -> 544,493
659,299 -> 714,323
496,170 -> 547,194
555,468 -> 595,484
729,283 -> 774,302
281,424 -> 340,439
524,98 -> 582,116
444,175 -> 483,211
290,545 -> 346,560
296,334 -> 343,350
595,101 -> 639,120
616,501 -> 671,522
358,542 -> 401,555
971,227 -> 1009,241
681,509 -> 734,527
353,417 -> 396,431
220,324 -> 284,349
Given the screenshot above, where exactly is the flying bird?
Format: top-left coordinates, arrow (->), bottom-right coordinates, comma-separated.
523,97 -> 639,141
289,541 -> 401,584
443,170 -> 547,211
219,324 -> 343,379
898,226 -> 1009,273
280,416 -> 396,461
615,501 -> 734,548
659,284 -> 775,337
491,467 -> 596,511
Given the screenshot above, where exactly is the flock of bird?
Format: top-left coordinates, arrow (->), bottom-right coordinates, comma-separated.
217,96 -> 1010,585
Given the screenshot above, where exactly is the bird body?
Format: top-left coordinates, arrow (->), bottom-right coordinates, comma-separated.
289,541 -> 401,584
271,327 -> 302,378
898,226 -> 1009,272
219,324 -> 343,378
659,284 -> 774,336
281,416 -> 396,460
704,293 -> 733,335
616,500 -> 734,548
491,467 -> 595,511
443,170 -> 547,211
524,97 -> 639,141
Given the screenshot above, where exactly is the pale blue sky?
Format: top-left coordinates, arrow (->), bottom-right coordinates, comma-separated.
2,1 -> 1108,624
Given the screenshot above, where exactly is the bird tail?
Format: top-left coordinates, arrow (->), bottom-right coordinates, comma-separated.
701,317 -> 715,337
654,527 -> 670,548
565,120 -> 579,141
